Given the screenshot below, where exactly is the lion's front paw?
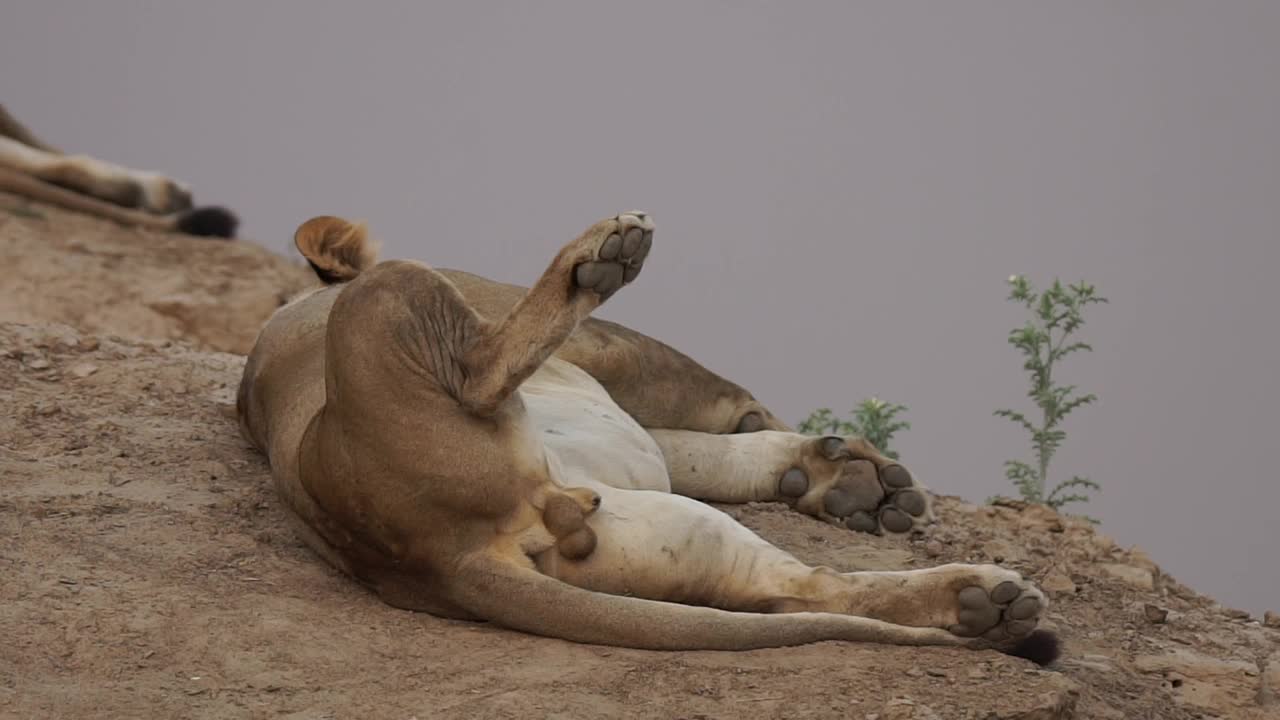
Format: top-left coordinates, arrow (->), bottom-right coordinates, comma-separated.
572,211 -> 654,300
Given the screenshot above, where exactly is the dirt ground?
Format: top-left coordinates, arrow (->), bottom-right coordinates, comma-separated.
1,195 -> 1277,719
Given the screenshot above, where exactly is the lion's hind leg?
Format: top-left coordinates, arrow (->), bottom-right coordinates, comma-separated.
529,481 -> 1058,663
812,563 -> 1060,665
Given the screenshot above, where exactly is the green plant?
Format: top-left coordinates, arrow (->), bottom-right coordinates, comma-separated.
995,274 -> 1107,514
798,397 -> 910,459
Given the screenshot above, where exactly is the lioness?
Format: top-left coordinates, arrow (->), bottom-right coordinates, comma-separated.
237,212 -> 1059,664
0,104 -> 236,237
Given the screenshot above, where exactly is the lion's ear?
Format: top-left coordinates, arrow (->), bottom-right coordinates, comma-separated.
294,215 -> 380,284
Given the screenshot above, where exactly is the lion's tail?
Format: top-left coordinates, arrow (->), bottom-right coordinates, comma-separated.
452,553 -> 975,652
294,215 -> 380,284
0,166 -> 237,239
451,553 -> 1060,664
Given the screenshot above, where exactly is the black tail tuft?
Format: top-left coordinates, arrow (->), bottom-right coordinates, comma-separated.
1004,629 -> 1061,666
176,206 -> 239,239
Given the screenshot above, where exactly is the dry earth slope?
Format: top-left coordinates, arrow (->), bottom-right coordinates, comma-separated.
1,192 -> 1277,719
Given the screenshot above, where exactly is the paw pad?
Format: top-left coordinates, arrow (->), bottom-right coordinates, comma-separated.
780,436 -> 932,535
573,212 -> 653,299
948,578 -> 1046,640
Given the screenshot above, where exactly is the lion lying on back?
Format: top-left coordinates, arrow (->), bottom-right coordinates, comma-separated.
0,103 -> 236,237
236,210 -> 1060,665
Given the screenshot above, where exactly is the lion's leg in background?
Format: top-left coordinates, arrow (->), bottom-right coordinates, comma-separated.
648,428 -> 935,536
0,104 -> 62,153
0,105 -> 191,214
552,317 -> 794,434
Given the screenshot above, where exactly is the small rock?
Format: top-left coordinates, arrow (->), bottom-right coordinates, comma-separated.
1064,655 -> 1116,673
26,357 -> 50,370
1091,534 -> 1118,554
1101,563 -> 1155,591
905,668 -> 924,678
1261,659 -> 1280,707
1041,570 -> 1077,595
882,698 -> 940,720
1135,648 -> 1256,711
77,337 -> 100,352
1128,547 -> 1159,572
35,403 -> 61,417
1144,603 -> 1169,624
924,669 -> 947,678
51,332 -> 82,351
1264,611 -> 1280,629
984,539 -> 1024,563
923,540 -> 943,558
1258,685 -> 1276,707
68,362 -> 98,379
1019,504 -> 1065,533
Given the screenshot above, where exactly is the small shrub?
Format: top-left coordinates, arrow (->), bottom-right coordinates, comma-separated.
798,398 -> 910,459
995,274 -> 1106,515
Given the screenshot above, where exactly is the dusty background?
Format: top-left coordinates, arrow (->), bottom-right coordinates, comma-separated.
2,197 -> 1278,718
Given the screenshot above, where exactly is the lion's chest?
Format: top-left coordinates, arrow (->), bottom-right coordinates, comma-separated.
518,358 -> 671,493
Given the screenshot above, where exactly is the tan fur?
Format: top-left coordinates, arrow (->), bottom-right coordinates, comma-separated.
239,211 -> 1053,655
293,216 -> 380,283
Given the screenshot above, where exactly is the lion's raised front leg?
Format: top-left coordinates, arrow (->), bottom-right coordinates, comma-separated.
649,429 -> 933,534
457,211 -> 653,415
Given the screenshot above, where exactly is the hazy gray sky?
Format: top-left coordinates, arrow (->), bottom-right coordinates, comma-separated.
4,1 -> 1277,614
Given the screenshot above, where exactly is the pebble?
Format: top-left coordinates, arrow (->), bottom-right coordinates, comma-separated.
1144,603 -> 1170,624
69,362 -> 98,379
1041,570 -> 1077,595
1262,611 -> 1280,629
923,540 -> 944,558
1100,563 -> 1155,591
27,357 -> 51,370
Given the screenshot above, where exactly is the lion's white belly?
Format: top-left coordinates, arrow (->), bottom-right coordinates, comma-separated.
518,358 -> 671,493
